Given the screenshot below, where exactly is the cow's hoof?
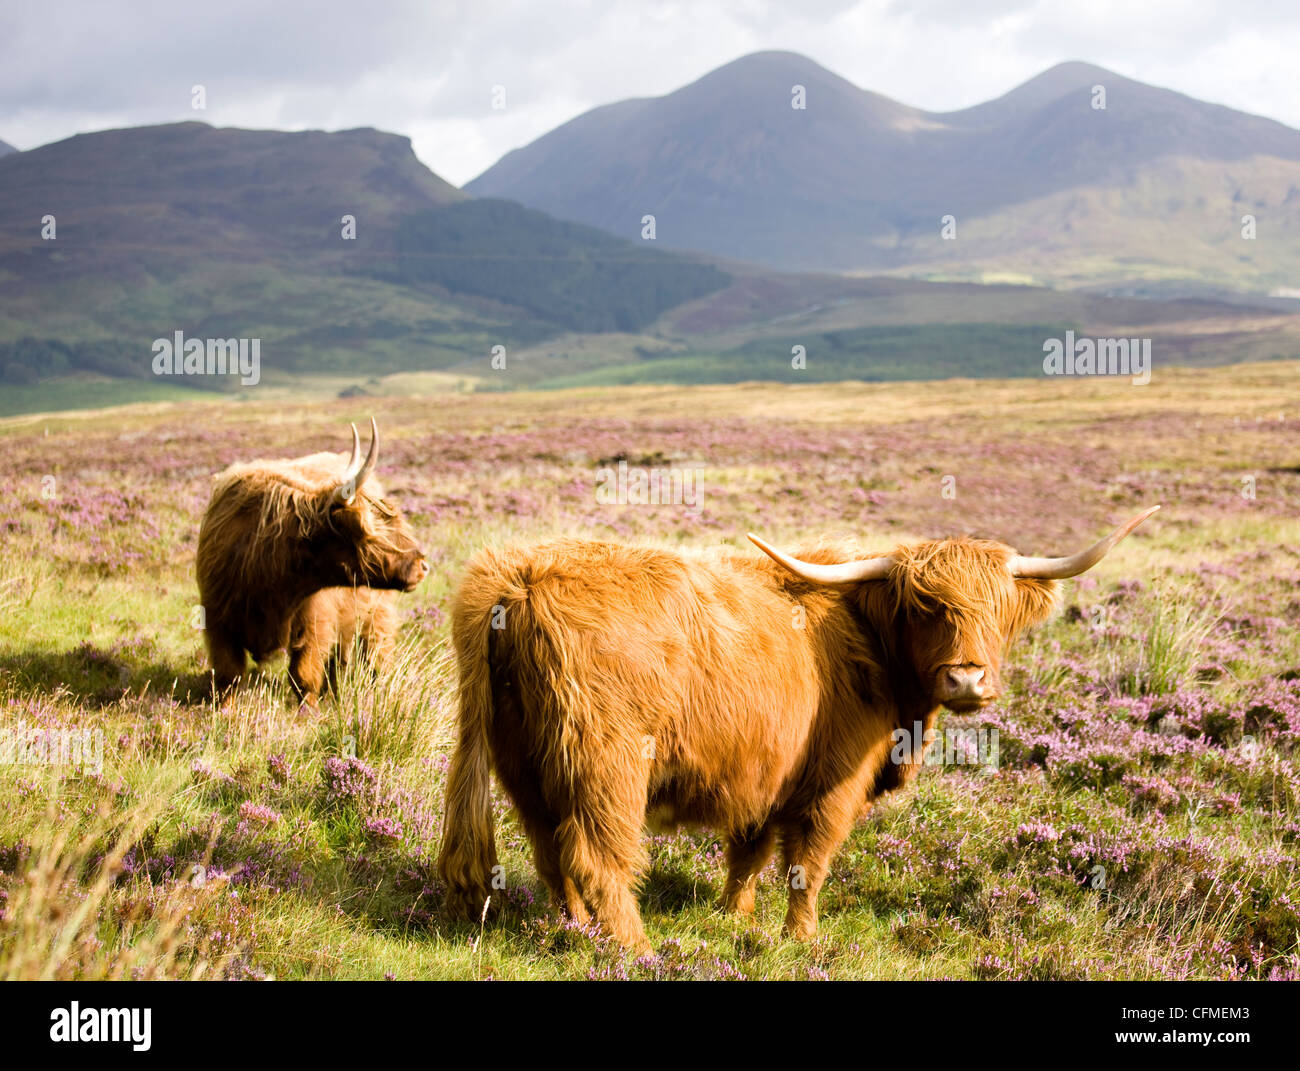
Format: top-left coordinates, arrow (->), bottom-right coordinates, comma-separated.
629,937 -> 655,958
782,918 -> 817,942
720,890 -> 757,915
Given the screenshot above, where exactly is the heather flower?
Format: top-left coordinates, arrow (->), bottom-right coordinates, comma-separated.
267,754 -> 289,784
238,802 -> 281,827
363,816 -> 403,842
191,760 -> 238,788
1013,822 -> 1061,846
322,756 -> 378,804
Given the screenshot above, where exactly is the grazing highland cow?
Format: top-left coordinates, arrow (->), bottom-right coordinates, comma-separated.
196,418 -> 428,706
438,507 -> 1159,950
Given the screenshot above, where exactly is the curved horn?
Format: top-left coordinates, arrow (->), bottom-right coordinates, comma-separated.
1007,506 -> 1160,579
748,533 -> 894,585
355,415 -> 379,490
333,418 -> 378,505
344,422 -> 361,475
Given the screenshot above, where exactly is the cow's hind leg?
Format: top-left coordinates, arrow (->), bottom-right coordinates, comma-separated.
518,814 -> 590,925
287,641 -> 328,712
720,824 -> 778,916
555,791 -> 649,953
359,596 -> 397,678
288,601 -> 333,712
512,800 -> 595,925
488,682 -> 593,926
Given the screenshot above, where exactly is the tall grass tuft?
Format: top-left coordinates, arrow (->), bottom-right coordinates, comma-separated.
1102,581 -> 1228,696
323,632 -> 456,766
0,774 -> 246,980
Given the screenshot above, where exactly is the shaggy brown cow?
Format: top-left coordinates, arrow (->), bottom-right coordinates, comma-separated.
438,507 -> 1159,950
196,419 -> 428,703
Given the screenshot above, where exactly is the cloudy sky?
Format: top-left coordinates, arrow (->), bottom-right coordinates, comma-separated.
3,0 -> 1298,187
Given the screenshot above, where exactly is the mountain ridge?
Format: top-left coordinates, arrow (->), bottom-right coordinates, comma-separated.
467,51 -> 1300,291
0,120 -> 728,388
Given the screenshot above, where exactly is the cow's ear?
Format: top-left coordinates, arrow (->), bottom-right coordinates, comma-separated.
853,580 -> 897,633
323,494 -> 364,531
1010,579 -> 1059,634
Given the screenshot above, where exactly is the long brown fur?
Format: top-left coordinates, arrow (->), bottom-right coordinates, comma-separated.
437,534 -> 1059,950
196,439 -> 426,702
288,586 -> 400,708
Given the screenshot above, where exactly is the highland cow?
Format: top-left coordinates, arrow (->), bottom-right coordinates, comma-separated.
196,418 -> 427,705
437,507 -> 1159,950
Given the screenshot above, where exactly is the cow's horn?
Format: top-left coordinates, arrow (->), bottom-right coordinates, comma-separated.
344,422 -> 361,474
1007,506 -> 1160,579
748,533 -> 894,584
334,417 -> 379,505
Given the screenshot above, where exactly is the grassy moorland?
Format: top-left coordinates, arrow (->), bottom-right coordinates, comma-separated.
0,362 -> 1297,980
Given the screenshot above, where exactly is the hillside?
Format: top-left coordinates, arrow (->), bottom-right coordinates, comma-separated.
0,139 -> 15,157
0,122 -> 728,391
468,52 -> 1300,292
486,266 -> 1300,389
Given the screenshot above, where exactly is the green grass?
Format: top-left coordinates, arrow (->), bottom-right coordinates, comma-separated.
1,370 -> 1297,979
544,323 -> 1073,388
1103,579 -> 1231,696
0,376 -> 208,418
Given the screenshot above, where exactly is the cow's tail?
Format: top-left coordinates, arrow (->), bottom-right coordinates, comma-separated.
437,568 -> 504,922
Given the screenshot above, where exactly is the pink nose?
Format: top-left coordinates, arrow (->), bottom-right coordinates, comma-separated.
939,665 -> 987,702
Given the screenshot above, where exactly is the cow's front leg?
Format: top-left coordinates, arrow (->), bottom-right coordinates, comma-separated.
288,637 -> 327,713
720,824 -> 777,916
778,786 -> 860,941
205,627 -> 246,701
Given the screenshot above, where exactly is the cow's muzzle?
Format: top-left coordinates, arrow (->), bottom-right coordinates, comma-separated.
935,664 -> 993,708
403,555 -> 430,590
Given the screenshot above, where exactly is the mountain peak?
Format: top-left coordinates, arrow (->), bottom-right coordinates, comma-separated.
7,121 -> 462,206
1035,59 -> 1124,83
940,60 -> 1130,126
671,49 -> 912,120
699,49 -> 847,81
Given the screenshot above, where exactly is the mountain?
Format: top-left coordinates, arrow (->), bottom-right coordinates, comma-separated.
0,122 -> 464,271
1,114 -> 1293,415
0,139 -> 15,157
468,52 -> 1300,293
0,122 -> 728,389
